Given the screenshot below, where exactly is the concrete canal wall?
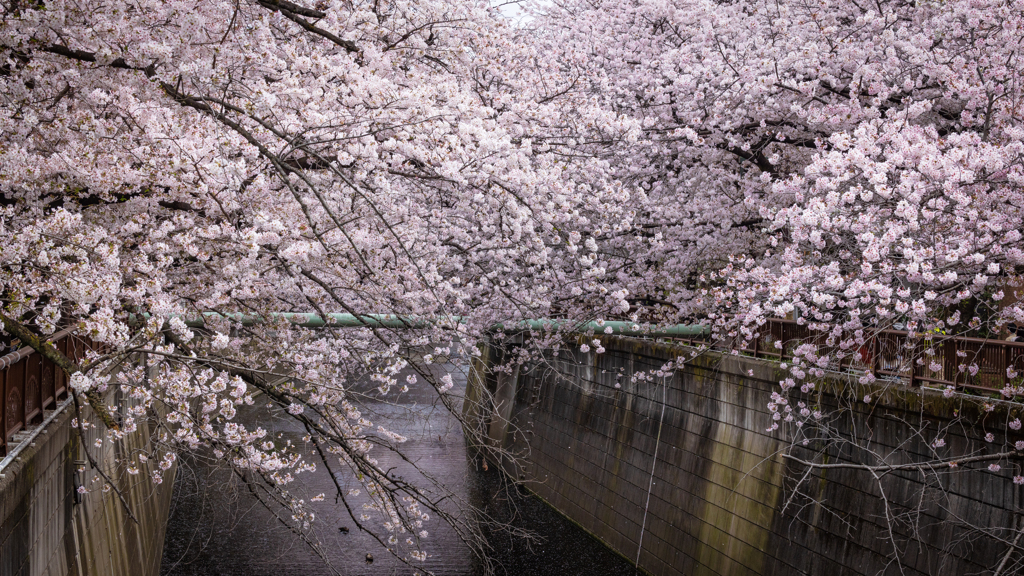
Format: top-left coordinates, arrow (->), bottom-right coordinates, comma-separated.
0,393 -> 175,576
465,335 -> 1022,576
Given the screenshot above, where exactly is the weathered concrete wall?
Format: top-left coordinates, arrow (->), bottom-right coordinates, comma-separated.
466,335 -> 1023,576
0,393 -> 175,576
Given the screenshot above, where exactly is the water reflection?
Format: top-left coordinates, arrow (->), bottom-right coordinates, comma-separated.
161,366 -> 635,576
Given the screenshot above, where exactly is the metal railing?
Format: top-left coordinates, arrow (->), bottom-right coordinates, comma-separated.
677,318 -> 1024,394
0,328 -> 99,457
6,314 -> 1021,456
0,312 -> 705,458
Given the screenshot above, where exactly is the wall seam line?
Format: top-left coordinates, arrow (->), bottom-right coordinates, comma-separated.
635,367 -> 669,572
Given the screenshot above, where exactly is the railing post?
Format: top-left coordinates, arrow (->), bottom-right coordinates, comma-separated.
913,334 -> 921,387
949,340 -> 958,389
909,336 -> 917,388
56,336 -> 68,399
1004,343 -> 1010,391
26,352 -> 41,424
944,339 -> 955,388
1,366 -> 5,457
871,335 -> 878,377
781,321 -> 789,361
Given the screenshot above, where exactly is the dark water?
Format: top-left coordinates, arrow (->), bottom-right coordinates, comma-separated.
160,366 -> 636,576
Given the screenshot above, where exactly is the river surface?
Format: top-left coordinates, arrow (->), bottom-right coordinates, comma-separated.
160,364 -> 636,576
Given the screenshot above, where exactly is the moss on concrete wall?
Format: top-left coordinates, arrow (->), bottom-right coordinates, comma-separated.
466,336 -> 1022,576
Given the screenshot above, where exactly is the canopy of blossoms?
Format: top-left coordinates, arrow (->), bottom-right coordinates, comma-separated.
0,0 -> 637,562
535,0 -> 1024,369
3,0 -> 1024,566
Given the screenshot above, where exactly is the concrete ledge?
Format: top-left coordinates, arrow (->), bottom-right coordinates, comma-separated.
0,398 -> 74,527
0,388 -> 175,576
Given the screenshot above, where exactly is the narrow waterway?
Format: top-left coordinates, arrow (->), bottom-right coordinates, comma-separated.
160,365 -> 636,576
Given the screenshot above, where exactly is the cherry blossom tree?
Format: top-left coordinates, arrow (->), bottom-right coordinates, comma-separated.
0,0 -> 637,567
531,0 -> 1024,571
7,0 -> 1024,569
529,0 -> 1024,370
533,0 -> 1024,330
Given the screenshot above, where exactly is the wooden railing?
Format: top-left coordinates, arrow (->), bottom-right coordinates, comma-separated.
0,329 -> 99,457
677,318 -> 1024,395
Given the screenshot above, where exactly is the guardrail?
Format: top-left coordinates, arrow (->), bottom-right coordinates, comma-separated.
0,328 -> 98,457
677,318 -> 1024,395
6,314 -> 1020,457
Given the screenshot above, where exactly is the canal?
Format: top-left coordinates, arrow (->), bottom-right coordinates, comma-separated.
160,363 -> 636,576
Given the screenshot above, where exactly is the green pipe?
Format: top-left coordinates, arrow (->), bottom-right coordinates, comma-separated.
186,312 -> 440,329
135,312 -> 709,338
492,319 -> 709,338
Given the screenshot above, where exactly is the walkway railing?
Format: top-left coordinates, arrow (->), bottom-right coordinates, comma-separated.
678,318 -> 1024,395
0,328 -> 98,457
0,314 -> 702,458
5,314 -> 1022,456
